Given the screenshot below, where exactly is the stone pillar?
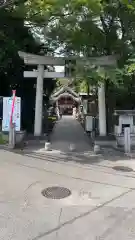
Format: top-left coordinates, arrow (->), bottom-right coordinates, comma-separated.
98,82 -> 106,136
34,64 -> 44,136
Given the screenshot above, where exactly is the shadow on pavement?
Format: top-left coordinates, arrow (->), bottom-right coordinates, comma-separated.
8,144 -> 131,167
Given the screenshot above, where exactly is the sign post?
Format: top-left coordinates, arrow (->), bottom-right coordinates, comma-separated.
124,127 -> 131,153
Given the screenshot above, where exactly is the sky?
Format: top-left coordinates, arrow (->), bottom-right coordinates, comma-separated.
55,66 -> 64,72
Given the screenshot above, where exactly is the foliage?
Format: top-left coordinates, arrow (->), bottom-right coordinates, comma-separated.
22,0 -> 135,91
0,2 -> 56,132
0,133 -> 8,144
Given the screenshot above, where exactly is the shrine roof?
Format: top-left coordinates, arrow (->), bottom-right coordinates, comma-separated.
52,86 -> 79,98
51,92 -> 80,102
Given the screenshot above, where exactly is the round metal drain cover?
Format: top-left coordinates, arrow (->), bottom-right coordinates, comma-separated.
113,166 -> 133,172
42,186 -> 71,199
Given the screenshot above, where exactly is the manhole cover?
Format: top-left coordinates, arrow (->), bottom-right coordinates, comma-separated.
113,166 -> 133,172
42,186 -> 71,199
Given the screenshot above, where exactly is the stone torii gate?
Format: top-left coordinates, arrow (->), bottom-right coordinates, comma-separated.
18,51 -> 117,136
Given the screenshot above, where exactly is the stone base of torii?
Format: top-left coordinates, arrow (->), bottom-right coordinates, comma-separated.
18,51 -> 117,137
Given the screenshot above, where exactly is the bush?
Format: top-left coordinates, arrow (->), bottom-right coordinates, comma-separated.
0,133 -> 8,144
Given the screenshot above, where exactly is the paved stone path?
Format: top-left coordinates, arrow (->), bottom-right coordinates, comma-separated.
51,116 -> 91,153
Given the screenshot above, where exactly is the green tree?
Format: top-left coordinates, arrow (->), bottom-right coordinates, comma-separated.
0,2 -> 56,132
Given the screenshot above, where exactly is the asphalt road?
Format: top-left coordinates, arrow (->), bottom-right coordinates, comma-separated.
0,116 -> 135,239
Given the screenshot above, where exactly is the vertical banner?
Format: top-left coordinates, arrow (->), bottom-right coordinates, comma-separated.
10,90 -> 16,126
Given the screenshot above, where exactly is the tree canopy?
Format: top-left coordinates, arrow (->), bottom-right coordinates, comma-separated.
23,0 -> 135,86
0,0 -> 56,132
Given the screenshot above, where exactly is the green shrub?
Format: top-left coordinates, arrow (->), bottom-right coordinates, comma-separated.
0,134 -> 8,144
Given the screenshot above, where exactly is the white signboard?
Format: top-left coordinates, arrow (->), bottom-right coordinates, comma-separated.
85,116 -> 93,131
2,97 -> 21,131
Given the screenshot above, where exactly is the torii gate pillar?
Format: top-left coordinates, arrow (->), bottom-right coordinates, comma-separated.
98,82 -> 106,136
34,64 -> 44,136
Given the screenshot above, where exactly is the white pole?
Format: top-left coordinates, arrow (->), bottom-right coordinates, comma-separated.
34,64 -> 44,136
124,127 -> 131,153
98,82 -> 106,136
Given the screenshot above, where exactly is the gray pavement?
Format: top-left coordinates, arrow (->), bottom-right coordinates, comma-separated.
1,116 -> 135,239
51,115 -> 91,153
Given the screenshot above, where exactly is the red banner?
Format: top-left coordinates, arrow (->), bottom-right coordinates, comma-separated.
10,90 -> 16,126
